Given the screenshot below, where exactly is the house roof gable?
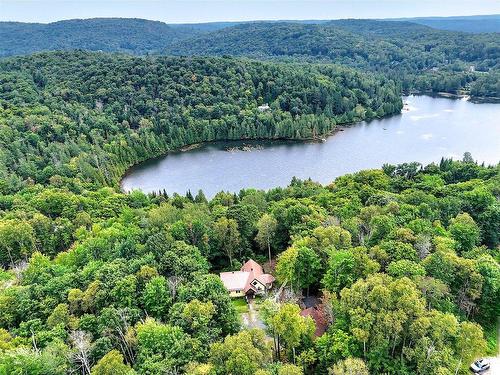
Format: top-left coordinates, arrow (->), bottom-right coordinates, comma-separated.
221,259 -> 274,294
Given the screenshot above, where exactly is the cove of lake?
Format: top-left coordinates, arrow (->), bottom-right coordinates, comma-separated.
121,95 -> 500,198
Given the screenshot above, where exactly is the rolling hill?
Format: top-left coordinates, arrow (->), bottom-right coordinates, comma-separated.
0,18 -> 203,57
0,17 -> 498,97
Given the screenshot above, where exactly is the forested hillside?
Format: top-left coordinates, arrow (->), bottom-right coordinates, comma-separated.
165,20 -> 500,97
0,18 -> 202,57
0,154 -> 498,373
0,51 -> 401,194
1,18 -> 498,97
402,15 -> 500,33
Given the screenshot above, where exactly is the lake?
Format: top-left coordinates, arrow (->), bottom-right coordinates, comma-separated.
121,95 -> 500,197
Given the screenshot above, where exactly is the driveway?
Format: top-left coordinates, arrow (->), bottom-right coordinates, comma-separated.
240,299 -> 266,330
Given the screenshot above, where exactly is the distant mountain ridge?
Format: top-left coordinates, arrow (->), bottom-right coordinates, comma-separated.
162,20 -> 498,73
0,15 -> 498,58
0,16 -> 498,97
395,15 -> 500,33
0,18 -> 203,57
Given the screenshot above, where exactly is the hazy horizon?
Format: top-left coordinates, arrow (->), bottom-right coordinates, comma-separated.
1,14 -> 500,26
1,0 -> 499,24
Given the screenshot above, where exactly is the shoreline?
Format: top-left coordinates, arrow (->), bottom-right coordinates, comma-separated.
406,90 -> 500,103
119,104 -> 408,193
119,124 -> 350,193
119,93 -> 497,194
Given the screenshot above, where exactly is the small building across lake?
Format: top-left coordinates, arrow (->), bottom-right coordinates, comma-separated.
220,259 -> 275,297
258,103 -> 270,112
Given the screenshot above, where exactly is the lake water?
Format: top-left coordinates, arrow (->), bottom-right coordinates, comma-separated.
121,95 -> 500,197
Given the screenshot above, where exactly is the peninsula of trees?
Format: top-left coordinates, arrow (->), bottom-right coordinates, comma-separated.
0,51 -> 402,193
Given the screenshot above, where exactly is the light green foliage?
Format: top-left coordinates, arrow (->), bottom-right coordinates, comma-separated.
423,250 -> 483,315
181,299 -> 215,331
0,87 -> 496,375
275,246 -> 299,286
329,358 -> 369,375
387,260 -> 426,279
212,217 -> 241,267
302,225 -> 352,257
135,319 -> 194,373
209,329 -> 272,375
255,213 -> 278,263
340,274 -> 426,359
0,219 -> 35,266
0,340 -> 70,375
278,364 -> 304,375
174,299 -> 220,344
339,274 -> 487,374
322,247 -> 379,292
46,303 -> 70,329
185,362 -> 216,375
142,276 -> 172,320
475,255 -> 500,321
273,304 -> 315,350
315,329 -> 354,370
91,350 -> 135,375
276,246 -> 322,293
449,213 -> 481,254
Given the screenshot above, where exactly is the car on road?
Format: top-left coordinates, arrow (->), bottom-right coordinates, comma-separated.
470,359 -> 490,373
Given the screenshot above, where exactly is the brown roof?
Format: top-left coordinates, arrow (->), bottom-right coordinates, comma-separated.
300,307 -> 328,337
256,274 -> 275,285
241,259 -> 263,275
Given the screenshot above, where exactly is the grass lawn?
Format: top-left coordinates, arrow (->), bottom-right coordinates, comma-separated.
253,296 -> 266,307
231,297 -> 249,314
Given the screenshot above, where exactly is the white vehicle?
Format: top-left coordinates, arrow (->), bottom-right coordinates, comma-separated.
470,359 -> 490,373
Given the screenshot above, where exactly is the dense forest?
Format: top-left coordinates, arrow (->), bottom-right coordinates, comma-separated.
0,51 -> 402,194
0,49 -> 498,375
0,154 -> 498,374
1,18 -> 499,98
165,20 -> 500,97
0,18 -> 202,57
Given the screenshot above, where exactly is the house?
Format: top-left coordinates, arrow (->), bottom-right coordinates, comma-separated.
258,104 -> 270,112
220,259 -> 275,298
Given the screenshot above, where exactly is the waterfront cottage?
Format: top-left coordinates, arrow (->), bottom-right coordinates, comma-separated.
220,259 -> 275,297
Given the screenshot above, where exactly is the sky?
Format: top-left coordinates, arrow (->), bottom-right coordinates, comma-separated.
1,0 -> 499,24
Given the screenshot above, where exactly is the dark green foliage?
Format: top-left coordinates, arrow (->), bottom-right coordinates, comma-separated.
1,18 -> 498,98
0,32 -> 497,374
0,51 -> 401,197
164,20 -> 499,97
0,18 -> 202,57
